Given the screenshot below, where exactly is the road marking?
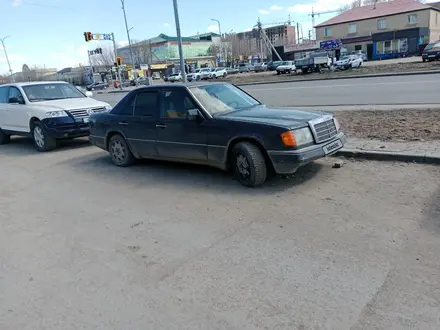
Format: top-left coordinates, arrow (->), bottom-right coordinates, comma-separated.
245,80 -> 439,92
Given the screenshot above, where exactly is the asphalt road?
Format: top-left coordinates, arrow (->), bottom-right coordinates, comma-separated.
95,73 -> 440,108
1,138 -> 440,329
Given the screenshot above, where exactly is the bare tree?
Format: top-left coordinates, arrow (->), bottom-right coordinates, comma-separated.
90,45 -> 115,71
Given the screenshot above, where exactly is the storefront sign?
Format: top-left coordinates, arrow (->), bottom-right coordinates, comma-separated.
284,41 -> 320,53
320,39 -> 342,50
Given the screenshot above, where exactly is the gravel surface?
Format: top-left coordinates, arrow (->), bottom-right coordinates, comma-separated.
334,108 -> 440,141
226,61 -> 440,85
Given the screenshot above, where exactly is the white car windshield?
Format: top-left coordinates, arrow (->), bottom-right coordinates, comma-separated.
341,56 -> 350,61
22,83 -> 86,102
190,84 -> 259,115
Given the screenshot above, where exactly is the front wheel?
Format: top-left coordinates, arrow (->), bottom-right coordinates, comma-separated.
108,134 -> 134,167
231,142 -> 267,187
32,121 -> 56,152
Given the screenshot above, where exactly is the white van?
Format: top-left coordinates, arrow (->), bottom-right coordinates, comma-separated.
0,81 -> 112,151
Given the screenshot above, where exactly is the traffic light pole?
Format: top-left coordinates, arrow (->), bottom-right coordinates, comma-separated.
87,51 -> 95,83
112,33 -> 123,90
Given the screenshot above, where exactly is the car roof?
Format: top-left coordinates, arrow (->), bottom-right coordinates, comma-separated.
1,81 -> 69,88
136,81 -> 230,90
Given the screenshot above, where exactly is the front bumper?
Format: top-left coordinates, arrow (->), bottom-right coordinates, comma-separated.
268,132 -> 347,174
41,117 -> 90,139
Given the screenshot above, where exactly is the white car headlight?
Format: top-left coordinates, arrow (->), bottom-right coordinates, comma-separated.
293,127 -> 314,147
104,104 -> 112,112
46,110 -> 67,118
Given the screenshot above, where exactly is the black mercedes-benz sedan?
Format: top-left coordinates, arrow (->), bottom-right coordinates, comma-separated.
88,82 -> 346,187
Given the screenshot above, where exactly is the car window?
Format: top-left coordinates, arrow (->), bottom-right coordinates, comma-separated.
134,91 -> 158,117
113,94 -> 135,116
9,87 -> 24,103
161,90 -> 197,119
22,83 -> 85,102
0,86 -> 9,103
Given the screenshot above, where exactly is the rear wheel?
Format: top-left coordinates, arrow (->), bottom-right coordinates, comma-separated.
231,142 -> 267,187
108,134 -> 134,167
32,121 -> 56,152
0,128 -> 11,145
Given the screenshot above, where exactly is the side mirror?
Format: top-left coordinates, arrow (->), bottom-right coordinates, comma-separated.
8,97 -> 22,104
85,91 -> 93,97
187,108 -> 200,121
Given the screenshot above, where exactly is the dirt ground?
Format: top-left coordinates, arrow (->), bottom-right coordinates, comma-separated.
226,60 -> 440,85
334,108 -> 440,141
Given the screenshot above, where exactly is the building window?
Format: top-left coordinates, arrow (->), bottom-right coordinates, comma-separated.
377,19 -> 387,30
355,45 -> 362,51
376,38 -> 408,55
348,23 -> 357,34
324,27 -> 332,37
408,14 -> 417,24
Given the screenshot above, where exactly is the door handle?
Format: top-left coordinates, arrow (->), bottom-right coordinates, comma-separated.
156,124 -> 167,128
118,121 -> 128,125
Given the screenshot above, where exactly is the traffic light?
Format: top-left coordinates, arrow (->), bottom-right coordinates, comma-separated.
83,32 -> 93,42
116,56 -> 122,66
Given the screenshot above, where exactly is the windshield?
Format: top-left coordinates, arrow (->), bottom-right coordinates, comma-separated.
22,83 -> 86,102
190,84 -> 260,115
341,56 -> 350,60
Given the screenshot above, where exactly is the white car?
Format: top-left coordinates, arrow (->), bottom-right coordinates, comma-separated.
187,69 -> 201,82
0,81 -> 112,151
199,68 -> 212,80
210,68 -> 227,79
276,61 -> 296,74
335,55 -> 363,69
168,73 -> 182,82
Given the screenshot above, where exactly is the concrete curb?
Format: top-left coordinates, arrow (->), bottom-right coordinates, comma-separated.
336,149 -> 440,165
234,69 -> 440,87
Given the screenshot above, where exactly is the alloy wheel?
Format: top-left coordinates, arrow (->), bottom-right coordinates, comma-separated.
110,140 -> 126,164
33,126 -> 45,148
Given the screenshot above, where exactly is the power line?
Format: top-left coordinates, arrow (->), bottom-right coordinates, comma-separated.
5,0 -> 74,10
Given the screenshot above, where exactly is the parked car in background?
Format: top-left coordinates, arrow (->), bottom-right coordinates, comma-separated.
86,82 -> 108,91
267,61 -> 283,71
75,86 -> 93,97
254,62 -> 268,72
199,68 -> 212,80
422,41 -> 440,62
0,81 -> 112,151
210,68 -> 227,79
276,61 -> 296,74
335,55 -> 363,69
187,69 -> 201,82
168,73 -> 182,82
152,72 -> 161,80
351,50 -> 368,61
238,63 -> 253,73
226,67 -> 239,74
163,76 -> 169,82
88,82 -> 345,187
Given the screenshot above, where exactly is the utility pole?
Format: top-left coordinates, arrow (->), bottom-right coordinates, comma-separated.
173,0 -> 186,82
87,50 -> 95,83
112,33 -> 123,90
211,18 -> 222,66
0,36 -> 14,82
121,0 -> 136,77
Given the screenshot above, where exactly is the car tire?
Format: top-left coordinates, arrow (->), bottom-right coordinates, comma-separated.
108,134 -> 134,167
422,59 -> 426,62
196,76 -> 201,81
32,121 -> 56,152
276,71 -> 280,75
231,142 -> 267,187
223,73 -> 226,78
0,128 -> 11,145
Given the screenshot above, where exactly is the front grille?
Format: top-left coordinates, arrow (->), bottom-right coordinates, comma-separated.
313,119 -> 337,143
68,107 -> 106,118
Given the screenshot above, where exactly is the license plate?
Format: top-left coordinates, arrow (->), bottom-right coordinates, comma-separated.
83,117 -> 89,123
323,139 -> 343,155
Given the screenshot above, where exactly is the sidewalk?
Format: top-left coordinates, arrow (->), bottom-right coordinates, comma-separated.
337,137 -> 440,164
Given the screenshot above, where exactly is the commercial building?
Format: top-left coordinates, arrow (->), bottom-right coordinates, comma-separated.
315,0 -> 440,60
117,33 -> 216,71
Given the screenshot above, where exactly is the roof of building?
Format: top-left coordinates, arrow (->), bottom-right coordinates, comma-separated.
191,32 -> 220,38
315,0 -> 439,28
122,33 -> 206,50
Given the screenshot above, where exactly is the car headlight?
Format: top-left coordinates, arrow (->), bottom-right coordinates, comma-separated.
333,117 -> 341,132
280,127 -> 314,147
104,104 -> 112,112
46,110 -> 67,118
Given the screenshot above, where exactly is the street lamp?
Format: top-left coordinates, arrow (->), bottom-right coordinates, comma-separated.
173,0 -> 186,82
0,36 -> 14,82
120,0 -> 137,77
211,18 -> 223,65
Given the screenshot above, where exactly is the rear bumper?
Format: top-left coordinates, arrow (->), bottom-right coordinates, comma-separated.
268,132 -> 347,174
41,117 -> 90,139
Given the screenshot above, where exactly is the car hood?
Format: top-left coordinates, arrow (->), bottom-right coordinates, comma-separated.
215,105 -> 328,129
30,97 -> 109,110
